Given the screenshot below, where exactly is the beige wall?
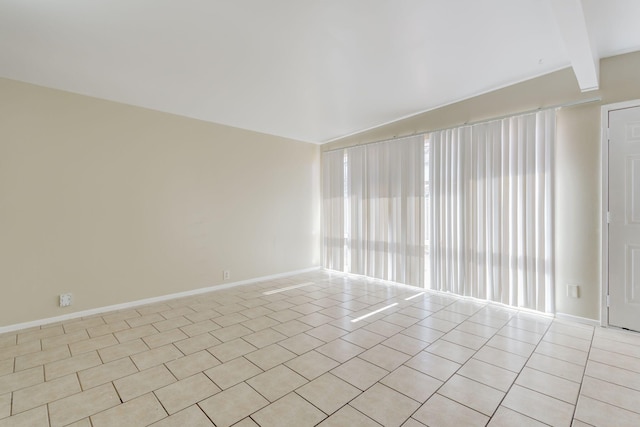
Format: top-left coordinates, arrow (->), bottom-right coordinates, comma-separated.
324,51 -> 640,321
0,78 -> 321,326
3,51 -> 639,326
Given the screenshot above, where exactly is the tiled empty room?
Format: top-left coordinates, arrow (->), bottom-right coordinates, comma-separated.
2,1 -> 640,426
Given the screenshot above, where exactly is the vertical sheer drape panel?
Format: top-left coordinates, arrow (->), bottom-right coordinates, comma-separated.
322,136 -> 425,287
429,110 -> 555,313
322,150 -> 345,271
347,137 -> 425,286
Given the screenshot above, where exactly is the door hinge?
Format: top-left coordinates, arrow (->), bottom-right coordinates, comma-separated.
606,127 -> 610,140
606,295 -> 610,307
607,211 -> 611,224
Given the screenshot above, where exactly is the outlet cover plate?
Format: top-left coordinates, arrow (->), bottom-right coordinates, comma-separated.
567,285 -> 579,298
60,293 -> 72,307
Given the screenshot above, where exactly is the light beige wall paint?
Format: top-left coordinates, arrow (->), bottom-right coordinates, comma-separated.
555,103 -> 601,319
324,51 -> 640,321
0,78 -> 321,326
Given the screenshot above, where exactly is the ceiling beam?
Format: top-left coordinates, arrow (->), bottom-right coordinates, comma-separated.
550,0 -> 599,92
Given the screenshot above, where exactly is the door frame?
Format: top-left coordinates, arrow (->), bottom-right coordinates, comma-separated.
601,99 -> 640,327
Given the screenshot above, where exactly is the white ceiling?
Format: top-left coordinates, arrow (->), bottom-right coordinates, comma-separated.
1,0 -> 639,144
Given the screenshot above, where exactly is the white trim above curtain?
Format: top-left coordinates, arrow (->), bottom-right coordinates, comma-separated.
429,110 -> 555,313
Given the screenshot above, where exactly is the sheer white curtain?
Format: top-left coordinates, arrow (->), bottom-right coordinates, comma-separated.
430,110 -> 555,313
346,136 -> 425,286
322,150 -> 345,271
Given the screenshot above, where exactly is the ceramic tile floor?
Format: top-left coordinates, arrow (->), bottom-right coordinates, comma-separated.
1,270 -> 639,426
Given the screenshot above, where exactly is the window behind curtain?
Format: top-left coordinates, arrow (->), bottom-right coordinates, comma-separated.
321,149 -> 345,271
322,109 -> 555,313
429,110 -> 555,313
322,135 -> 426,287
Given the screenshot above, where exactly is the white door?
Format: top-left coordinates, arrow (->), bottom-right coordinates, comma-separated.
608,105 -> 640,331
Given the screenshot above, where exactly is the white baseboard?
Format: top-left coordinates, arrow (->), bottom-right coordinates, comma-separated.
555,312 -> 600,327
0,266 -> 321,334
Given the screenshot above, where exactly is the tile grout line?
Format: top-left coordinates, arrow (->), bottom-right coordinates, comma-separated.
418,307 -> 564,424
494,318 -> 581,425
316,292 -> 471,425
402,303 -> 516,425
570,325 -> 596,425
239,282 -> 429,426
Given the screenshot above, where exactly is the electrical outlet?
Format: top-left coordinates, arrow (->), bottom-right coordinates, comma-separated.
567,285 -> 580,298
59,293 -> 72,307
223,270 -> 230,280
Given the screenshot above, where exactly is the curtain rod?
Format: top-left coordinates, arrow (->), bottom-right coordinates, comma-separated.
323,96 -> 602,153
